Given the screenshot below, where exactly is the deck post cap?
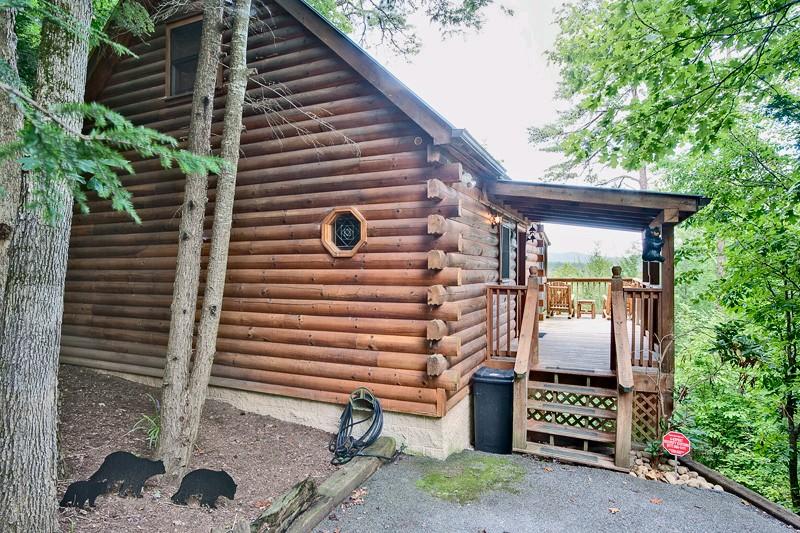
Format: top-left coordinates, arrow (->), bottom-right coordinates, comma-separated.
611,266 -> 622,277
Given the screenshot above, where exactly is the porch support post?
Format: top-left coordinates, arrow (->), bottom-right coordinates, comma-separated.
512,268 -> 539,451
658,224 -> 675,427
660,224 -> 675,374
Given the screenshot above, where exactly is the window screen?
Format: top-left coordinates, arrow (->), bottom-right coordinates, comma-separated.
500,225 -> 515,280
169,20 -> 202,96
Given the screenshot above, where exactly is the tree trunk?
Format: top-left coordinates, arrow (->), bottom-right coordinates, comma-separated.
158,0 -> 224,477
715,239 -> 725,277
0,8 -> 23,312
788,393 -> 799,510
638,165 -> 648,190
173,0 -> 253,473
0,2 -> 91,532
786,297 -> 799,510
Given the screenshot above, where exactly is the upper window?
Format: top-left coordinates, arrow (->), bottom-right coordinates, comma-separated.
166,18 -> 202,97
322,207 -> 368,257
499,224 -> 515,281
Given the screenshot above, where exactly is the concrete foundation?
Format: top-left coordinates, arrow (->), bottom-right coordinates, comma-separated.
90,368 -> 472,460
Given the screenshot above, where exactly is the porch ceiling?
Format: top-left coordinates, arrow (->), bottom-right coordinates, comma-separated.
488,181 -> 708,231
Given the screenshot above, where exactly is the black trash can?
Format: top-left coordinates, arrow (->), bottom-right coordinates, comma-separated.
472,367 -> 514,454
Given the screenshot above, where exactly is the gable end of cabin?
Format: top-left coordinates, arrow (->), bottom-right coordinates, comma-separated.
63,0 -> 537,458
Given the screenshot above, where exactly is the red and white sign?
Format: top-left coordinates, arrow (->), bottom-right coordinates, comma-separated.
662,431 -> 691,457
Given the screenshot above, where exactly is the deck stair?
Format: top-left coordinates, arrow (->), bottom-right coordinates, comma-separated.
493,267 -> 635,473
517,367 -> 628,472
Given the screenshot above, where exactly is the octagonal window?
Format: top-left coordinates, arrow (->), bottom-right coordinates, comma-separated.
322,207 -> 367,257
333,212 -> 361,250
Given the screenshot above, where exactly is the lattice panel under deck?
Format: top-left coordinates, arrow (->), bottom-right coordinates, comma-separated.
632,391 -> 659,444
528,390 -> 617,433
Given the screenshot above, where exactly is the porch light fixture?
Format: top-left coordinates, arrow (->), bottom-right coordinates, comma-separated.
491,213 -> 503,227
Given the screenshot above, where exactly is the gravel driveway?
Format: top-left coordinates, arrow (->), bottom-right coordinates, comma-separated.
318,451 -> 792,533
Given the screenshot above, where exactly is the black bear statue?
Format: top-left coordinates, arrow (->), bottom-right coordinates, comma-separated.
171,468 -> 237,509
642,226 -> 665,263
89,451 -> 165,497
59,480 -> 106,508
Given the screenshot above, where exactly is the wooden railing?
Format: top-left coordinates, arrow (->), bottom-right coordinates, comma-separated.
548,277 -> 642,317
610,266 -> 634,469
486,284 -> 527,358
624,286 -> 662,367
512,271 -> 540,450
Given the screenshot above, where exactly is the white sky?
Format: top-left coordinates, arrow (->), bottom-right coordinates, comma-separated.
368,0 -> 641,257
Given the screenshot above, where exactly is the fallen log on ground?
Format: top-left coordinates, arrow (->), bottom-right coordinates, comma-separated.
251,477 -> 317,533
249,436 -> 396,533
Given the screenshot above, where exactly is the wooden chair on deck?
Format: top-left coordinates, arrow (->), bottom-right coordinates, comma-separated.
546,282 -> 573,318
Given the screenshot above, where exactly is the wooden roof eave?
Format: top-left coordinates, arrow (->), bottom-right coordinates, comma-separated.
487,180 -> 708,231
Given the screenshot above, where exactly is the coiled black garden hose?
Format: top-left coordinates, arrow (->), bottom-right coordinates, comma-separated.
328,387 -> 392,465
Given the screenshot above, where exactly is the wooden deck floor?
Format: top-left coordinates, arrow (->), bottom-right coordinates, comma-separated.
538,316 -> 612,372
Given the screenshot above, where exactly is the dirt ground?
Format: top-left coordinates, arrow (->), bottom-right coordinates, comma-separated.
57,365 -> 338,532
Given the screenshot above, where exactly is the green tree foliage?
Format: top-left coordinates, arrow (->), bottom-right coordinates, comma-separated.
533,0 -> 800,509
550,245 -> 640,279
664,120 -> 800,507
0,99 -> 221,222
0,0 -> 218,222
530,0 -> 800,181
306,0 -> 501,56
10,0 -> 152,88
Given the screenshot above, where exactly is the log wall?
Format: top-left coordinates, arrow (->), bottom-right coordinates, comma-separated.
62,2 -> 529,418
527,224 -> 548,319
426,179 -> 528,409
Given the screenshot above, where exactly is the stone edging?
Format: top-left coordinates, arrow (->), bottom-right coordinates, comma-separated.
629,451 -> 723,491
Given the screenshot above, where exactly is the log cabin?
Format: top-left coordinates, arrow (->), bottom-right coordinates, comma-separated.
61,0 -> 707,466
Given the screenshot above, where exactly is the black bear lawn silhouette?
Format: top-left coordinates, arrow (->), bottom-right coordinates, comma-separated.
89,451 -> 165,497
59,480 -> 106,508
171,469 -> 237,509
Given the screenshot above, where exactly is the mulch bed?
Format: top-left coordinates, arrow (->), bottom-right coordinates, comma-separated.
57,365 -> 338,532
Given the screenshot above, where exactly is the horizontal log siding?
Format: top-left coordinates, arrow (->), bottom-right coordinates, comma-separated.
528,225 -> 547,319
428,181 -> 521,405
61,3 -> 462,417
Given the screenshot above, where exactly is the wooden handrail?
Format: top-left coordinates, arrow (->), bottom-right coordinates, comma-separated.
512,268 -> 540,451
611,265 -> 633,469
549,277 -> 642,284
548,277 -> 645,318
514,273 -> 540,376
623,286 -> 662,293
610,270 -> 634,392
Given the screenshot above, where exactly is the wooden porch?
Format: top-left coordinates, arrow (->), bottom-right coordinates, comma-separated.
538,314 -> 662,372
480,181 -> 707,471
486,270 -> 664,470
537,317 -> 613,372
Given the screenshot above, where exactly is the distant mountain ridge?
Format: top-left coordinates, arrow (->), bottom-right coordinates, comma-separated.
549,251 -> 626,263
